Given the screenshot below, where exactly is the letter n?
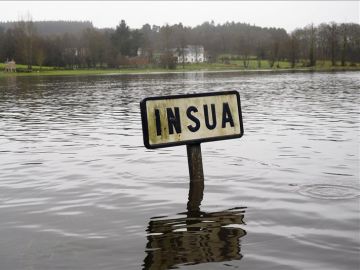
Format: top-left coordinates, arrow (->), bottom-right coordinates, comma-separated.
167,107 -> 182,134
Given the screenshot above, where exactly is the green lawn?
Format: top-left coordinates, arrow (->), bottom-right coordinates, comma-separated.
0,63 -> 55,71
1,60 -> 359,78
0,66 -> 177,77
178,59 -> 359,71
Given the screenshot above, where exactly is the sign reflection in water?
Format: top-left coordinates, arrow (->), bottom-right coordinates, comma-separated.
143,180 -> 246,269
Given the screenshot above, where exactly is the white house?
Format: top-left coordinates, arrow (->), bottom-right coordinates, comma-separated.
137,45 -> 207,63
173,45 -> 206,63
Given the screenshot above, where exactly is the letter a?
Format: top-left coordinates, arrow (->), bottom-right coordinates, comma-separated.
222,102 -> 234,128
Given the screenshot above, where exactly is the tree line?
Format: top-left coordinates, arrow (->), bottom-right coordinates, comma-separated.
0,19 -> 359,70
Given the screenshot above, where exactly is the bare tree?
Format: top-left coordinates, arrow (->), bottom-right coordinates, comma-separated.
16,13 -> 36,70
307,23 -> 317,67
176,23 -> 187,69
288,33 -> 299,68
339,23 -> 348,66
328,22 -> 338,66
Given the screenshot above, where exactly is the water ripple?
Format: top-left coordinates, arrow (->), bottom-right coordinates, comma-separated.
0,71 -> 359,270
298,184 -> 360,200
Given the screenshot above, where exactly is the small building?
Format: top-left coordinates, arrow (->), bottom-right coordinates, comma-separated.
137,48 -> 144,57
4,60 -> 16,72
174,45 -> 206,63
138,45 -> 207,64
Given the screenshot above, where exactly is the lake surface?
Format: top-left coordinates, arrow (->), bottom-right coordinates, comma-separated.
0,71 -> 359,270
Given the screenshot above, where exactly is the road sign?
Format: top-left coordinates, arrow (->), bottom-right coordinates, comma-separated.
140,91 -> 243,149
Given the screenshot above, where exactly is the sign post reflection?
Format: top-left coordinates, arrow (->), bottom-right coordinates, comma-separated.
142,180 -> 246,270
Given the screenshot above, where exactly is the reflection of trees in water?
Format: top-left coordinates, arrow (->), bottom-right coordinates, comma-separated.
143,179 -> 246,269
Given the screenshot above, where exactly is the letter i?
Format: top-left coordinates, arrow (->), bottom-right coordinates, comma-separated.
155,109 -> 162,136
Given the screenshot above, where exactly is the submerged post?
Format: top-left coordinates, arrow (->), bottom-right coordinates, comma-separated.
186,144 -> 204,181
186,143 -> 204,212
187,144 -> 204,213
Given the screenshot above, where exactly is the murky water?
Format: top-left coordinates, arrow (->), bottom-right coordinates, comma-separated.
0,71 -> 359,270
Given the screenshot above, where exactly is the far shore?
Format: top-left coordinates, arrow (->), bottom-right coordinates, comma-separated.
1,65 -> 360,78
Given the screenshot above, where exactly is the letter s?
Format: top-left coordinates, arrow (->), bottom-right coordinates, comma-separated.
186,106 -> 200,132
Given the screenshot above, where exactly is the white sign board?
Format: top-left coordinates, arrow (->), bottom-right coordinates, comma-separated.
140,91 -> 243,149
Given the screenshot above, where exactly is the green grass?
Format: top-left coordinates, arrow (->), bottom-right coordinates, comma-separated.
1,60 -> 359,78
178,59 -> 359,71
0,66 -> 181,77
0,63 -> 55,71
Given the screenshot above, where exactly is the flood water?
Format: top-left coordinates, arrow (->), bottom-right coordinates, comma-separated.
0,71 -> 359,270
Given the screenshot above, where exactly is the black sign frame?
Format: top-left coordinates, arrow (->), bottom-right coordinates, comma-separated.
140,91 -> 244,149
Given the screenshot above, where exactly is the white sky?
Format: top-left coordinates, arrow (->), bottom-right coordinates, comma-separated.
0,1 -> 359,32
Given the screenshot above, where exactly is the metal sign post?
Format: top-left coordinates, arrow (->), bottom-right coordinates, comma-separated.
186,144 -> 205,212
140,91 -> 243,182
186,143 -> 204,182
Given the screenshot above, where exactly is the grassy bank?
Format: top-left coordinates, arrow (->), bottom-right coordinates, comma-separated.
1,60 -> 359,78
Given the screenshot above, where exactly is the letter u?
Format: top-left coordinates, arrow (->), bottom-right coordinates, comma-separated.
204,104 -> 217,130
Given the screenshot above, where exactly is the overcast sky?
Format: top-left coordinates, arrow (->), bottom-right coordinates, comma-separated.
0,1 -> 359,32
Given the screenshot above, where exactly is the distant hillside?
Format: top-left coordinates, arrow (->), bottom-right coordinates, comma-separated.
0,21 -> 93,36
